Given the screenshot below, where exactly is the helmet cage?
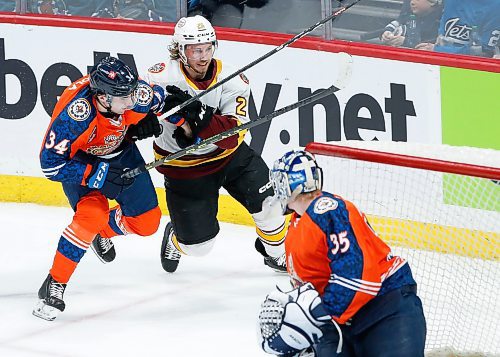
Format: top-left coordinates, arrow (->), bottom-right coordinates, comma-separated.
270,150 -> 323,214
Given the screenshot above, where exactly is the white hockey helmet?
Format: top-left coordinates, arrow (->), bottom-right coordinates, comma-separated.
172,15 -> 218,64
270,150 -> 323,214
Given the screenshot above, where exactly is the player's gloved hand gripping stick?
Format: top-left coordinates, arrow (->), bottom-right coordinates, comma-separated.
122,53 -> 353,179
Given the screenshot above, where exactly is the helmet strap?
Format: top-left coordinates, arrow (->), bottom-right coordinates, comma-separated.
95,94 -> 116,116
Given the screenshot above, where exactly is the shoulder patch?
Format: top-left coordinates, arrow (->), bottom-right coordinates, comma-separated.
239,73 -> 249,84
135,83 -> 153,106
67,98 -> 91,121
313,197 -> 338,215
148,62 -> 166,74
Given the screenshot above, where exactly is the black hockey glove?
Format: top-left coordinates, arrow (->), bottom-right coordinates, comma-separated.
172,127 -> 201,149
182,101 -> 215,136
127,111 -> 162,140
164,85 -> 215,135
162,85 -> 196,115
86,162 -> 135,200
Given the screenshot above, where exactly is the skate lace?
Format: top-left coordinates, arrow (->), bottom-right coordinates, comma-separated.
49,281 -> 65,300
99,237 -> 113,254
164,231 -> 181,261
273,253 -> 286,268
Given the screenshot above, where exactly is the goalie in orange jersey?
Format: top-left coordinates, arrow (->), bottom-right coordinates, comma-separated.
258,150 -> 426,356
33,56 -> 181,321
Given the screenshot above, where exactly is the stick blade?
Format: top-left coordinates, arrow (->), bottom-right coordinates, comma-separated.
333,52 -> 354,90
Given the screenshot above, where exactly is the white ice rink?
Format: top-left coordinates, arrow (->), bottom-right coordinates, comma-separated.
0,203 -> 290,357
1,202 -> 498,357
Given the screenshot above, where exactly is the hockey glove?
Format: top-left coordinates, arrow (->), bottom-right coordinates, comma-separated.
164,85 -> 191,106
127,111 -> 162,140
172,127 -> 201,149
86,162 -> 134,199
164,85 -> 215,136
258,283 -> 331,356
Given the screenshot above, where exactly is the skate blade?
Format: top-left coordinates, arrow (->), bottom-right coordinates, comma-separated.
32,300 -> 60,321
90,244 -> 109,264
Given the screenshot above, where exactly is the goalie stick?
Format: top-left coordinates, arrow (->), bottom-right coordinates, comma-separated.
157,0 -> 361,122
122,53 -> 353,179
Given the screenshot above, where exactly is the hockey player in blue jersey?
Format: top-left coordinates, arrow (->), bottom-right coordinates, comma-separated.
33,56 -> 181,321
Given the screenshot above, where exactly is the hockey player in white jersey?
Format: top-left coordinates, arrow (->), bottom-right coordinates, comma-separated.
145,15 -> 287,273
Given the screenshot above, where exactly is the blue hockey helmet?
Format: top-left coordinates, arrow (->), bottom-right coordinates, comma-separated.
270,150 -> 323,213
89,57 -> 138,97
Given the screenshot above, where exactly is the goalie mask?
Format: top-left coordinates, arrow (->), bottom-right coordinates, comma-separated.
270,150 -> 323,214
172,15 -> 218,64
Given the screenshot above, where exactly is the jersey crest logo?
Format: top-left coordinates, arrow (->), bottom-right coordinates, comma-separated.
239,73 -> 249,84
313,197 -> 338,215
67,98 -> 91,122
135,83 -> 154,106
148,63 -> 166,74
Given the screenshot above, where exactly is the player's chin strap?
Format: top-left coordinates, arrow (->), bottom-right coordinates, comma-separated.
95,94 -> 115,115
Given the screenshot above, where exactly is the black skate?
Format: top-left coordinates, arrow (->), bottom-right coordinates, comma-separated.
255,238 -> 287,273
32,274 -> 67,321
91,234 -> 116,263
160,222 -> 181,273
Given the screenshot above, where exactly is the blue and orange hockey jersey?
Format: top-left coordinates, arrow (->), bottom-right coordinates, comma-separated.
285,192 -> 416,324
39,75 -> 165,185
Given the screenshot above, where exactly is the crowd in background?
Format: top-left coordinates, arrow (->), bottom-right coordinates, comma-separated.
1,0 -> 498,58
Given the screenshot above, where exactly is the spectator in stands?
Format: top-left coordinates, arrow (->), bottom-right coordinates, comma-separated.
149,0 -> 176,22
31,0 -> 162,21
114,0 -> 163,21
31,0 -> 114,17
188,0 -> 268,28
434,0 -> 500,58
380,0 -> 442,50
0,1 -> 16,12
494,45 -> 500,59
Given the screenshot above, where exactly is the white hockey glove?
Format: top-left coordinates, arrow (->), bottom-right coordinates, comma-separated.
258,283 -> 331,356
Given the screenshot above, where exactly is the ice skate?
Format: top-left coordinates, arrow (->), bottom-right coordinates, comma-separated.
255,238 -> 287,273
91,234 -> 116,263
160,222 -> 181,273
32,274 -> 66,321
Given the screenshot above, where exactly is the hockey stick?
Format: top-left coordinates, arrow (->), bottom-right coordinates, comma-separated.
123,53 -> 353,179
158,0 -> 361,121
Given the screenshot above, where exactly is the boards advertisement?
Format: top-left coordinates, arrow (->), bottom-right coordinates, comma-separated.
0,20 -> 497,223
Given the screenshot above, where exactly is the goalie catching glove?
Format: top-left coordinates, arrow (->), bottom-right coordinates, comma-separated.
259,283 -> 331,356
